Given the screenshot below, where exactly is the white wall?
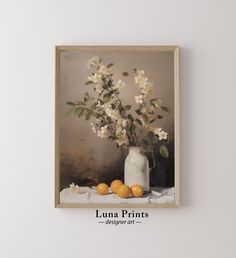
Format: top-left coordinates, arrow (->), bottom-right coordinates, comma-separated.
0,0 -> 236,257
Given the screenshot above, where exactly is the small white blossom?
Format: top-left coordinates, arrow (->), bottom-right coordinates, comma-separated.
114,80 -> 125,90
141,106 -> 148,113
98,64 -> 111,76
97,125 -> 108,138
69,183 -> 80,193
90,122 -> 96,133
94,84 -> 103,93
116,134 -> 129,146
151,127 -> 162,135
158,130 -> 168,140
116,118 -> 128,128
134,70 -> 148,87
121,119 -> 128,127
110,94 -> 118,105
135,95 -> 144,104
96,118 -> 102,123
96,100 -> 104,108
105,106 -> 120,120
141,82 -> 153,97
88,73 -> 102,83
116,126 -> 122,135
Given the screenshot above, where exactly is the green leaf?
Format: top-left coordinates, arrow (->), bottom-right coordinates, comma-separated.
127,114 -> 134,122
68,106 -> 76,115
150,98 -> 157,102
108,135 -> 117,140
129,124 -> 136,133
90,103 -> 97,110
95,113 -> 101,119
135,118 -> 142,126
159,145 -> 169,158
124,105 -> 131,110
135,109 -> 142,115
74,107 -> 83,117
102,84 -> 109,90
66,101 -> 74,106
161,106 -> 169,112
157,115 -> 163,119
85,92 -> 90,98
107,63 -> 114,68
151,103 -> 157,109
142,113 -> 149,122
77,101 -> 85,105
103,93 -> 111,103
147,131 -> 154,144
85,81 -> 93,85
85,111 -> 93,120
122,72 -> 128,76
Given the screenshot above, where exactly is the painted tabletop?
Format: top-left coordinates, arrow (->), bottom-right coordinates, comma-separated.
60,187 -> 174,204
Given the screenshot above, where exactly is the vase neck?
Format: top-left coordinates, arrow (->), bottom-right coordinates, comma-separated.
128,146 -> 143,153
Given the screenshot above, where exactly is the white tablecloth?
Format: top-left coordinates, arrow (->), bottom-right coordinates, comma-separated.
60,187 -> 174,204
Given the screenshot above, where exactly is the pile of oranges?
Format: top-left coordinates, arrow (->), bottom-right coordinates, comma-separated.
96,180 -> 144,198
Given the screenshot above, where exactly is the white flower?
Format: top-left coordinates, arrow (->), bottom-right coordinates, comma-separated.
140,117 -> 148,128
90,122 -> 96,133
105,106 -> 120,120
87,56 -> 101,68
116,134 -> 128,146
110,94 -> 118,105
96,100 -> 104,108
96,118 -> 102,123
98,64 -> 111,76
94,84 -> 103,93
116,118 -> 128,128
116,126 -> 122,135
121,119 -> 128,127
97,125 -> 108,138
134,70 -> 148,87
151,127 -> 162,135
114,80 -> 125,90
158,130 -> 168,140
88,73 -> 102,83
69,183 -> 80,193
141,106 -> 148,113
152,99 -> 161,108
141,82 -> 153,97
135,95 -> 144,104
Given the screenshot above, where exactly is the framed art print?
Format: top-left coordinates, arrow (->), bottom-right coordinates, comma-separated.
55,46 -> 180,208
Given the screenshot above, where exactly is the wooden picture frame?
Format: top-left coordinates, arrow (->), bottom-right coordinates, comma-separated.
55,46 -> 180,208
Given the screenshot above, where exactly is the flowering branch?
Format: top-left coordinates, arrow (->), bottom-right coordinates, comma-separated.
67,57 -> 169,157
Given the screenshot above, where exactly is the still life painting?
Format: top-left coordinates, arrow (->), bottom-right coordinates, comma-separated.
55,46 -> 179,207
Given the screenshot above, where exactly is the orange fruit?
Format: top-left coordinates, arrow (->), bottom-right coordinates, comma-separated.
117,184 -> 131,198
96,183 -> 109,195
110,179 -> 123,193
131,184 -> 144,198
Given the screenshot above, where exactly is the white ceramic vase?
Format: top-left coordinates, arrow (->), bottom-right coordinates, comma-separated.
124,147 -> 150,191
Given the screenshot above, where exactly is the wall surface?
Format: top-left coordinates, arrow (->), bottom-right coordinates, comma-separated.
0,0 -> 236,258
